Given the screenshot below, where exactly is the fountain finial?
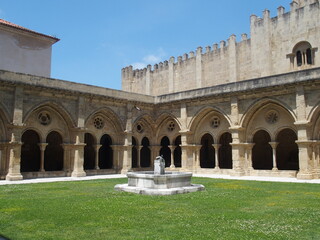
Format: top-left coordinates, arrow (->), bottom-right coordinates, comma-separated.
154,155 -> 165,175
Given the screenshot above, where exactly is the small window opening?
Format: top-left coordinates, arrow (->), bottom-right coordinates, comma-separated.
306,48 -> 312,65
296,51 -> 302,66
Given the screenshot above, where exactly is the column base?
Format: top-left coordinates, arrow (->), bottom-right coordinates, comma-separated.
297,171 -> 314,180
71,171 -> 86,177
121,168 -> 129,174
231,168 -> 245,177
6,173 -> 23,181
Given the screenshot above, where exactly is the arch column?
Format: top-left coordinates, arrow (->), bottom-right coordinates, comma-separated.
137,146 -> 142,168
61,144 -> 73,173
312,141 -> 320,178
95,144 -> 102,170
111,145 -> 121,171
122,132 -> 132,174
269,142 -> 279,171
151,145 -> 161,168
6,127 -> 23,181
71,133 -> 86,177
193,145 -> 202,170
38,143 -> 48,172
169,145 -> 175,168
213,144 -> 221,169
244,143 -> 255,171
229,127 -> 245,176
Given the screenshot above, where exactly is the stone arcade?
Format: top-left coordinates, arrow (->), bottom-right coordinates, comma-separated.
0,0 -> 320,181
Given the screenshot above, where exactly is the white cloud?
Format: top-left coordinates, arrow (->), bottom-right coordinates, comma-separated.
132,48 -> 166,70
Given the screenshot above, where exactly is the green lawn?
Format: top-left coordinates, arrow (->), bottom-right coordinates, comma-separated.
0,178 -> 319,240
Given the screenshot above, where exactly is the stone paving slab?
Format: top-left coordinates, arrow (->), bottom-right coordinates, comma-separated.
0,174 -> 126,186
193,174 -> 320,184
0,174 -> 319,186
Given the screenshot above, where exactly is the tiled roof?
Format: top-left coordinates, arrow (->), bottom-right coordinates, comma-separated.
0,19 -> 59,42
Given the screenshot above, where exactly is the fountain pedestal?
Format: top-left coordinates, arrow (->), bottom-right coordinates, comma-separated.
114,156 -> 205,195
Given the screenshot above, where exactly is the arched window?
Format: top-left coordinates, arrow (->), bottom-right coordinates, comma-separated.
44,131 -> 64,171
306,48 -> 312,65
99,134 -> 113,169
276,129 -> 299,170
252,130 -> 273,170
200,134 -> 215,168
84,133 -> 96,170
174,136 -> 182,168
140,137 -> 151,168
219,132 -> 232,169
132,137 -> 138,168
296,51 -> 302,67
290,41 -> 315,68
21,130 -> 41,172
160,137 -> 171,167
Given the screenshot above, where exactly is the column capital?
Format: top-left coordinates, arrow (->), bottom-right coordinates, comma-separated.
268,142 -> 279,149
212,144 -> 221,150
38,143 -> 48,151
295,140 -> 314,146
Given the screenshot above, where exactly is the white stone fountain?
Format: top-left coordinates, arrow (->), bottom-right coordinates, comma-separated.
115,156 -> 205,195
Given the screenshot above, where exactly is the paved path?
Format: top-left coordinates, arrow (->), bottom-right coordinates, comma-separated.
0,173 -> 319,185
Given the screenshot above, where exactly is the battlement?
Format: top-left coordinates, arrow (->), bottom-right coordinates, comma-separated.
122,0 -> 320,96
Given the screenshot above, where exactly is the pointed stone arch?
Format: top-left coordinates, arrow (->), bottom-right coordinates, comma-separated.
240,98 -> 296,128
308,101 -> 320,139
132,114 -> 155,144
23,101 -> 76,128
155,113 -> 181,144
85,107 -> 124,145
188,106 -> 232,130
189,107 -> 231,144
242,98 -> 296,142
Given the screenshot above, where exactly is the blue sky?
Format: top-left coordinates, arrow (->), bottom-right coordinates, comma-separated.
0,0 -> 291,90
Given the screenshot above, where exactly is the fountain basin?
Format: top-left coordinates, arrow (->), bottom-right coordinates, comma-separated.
115,171 -> 205,195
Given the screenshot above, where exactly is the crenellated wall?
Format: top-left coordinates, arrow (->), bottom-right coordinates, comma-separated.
122,0 -> 320,96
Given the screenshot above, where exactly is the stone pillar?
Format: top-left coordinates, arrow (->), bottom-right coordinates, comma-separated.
137,146 -> 142,168
62,144 -> 73,173
122,136 -> 132,173
194,145 -> 202,170
269,142 -> 279,171
295,86 -> 313,179
296,140 -> 314,179
95,144 -> 101,170
111,145 -> 121,172
169,145 -> 175,168
151,145 -> 161,168
71,134 -> 86,177
38,143 -> 48,172
229,127 -> 245,176
6,127 -> 23,181
244,143 -> 254,171
213,144 -> 221,169
315,142 -> 320,178
122,104 -> 133,174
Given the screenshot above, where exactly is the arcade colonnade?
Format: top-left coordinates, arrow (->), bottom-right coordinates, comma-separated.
0,72 -> 320,181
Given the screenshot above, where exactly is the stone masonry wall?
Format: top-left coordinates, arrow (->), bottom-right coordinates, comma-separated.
122,0 -> 320,96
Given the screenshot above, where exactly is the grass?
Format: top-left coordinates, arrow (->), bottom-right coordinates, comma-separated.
0,178 -> 319,240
